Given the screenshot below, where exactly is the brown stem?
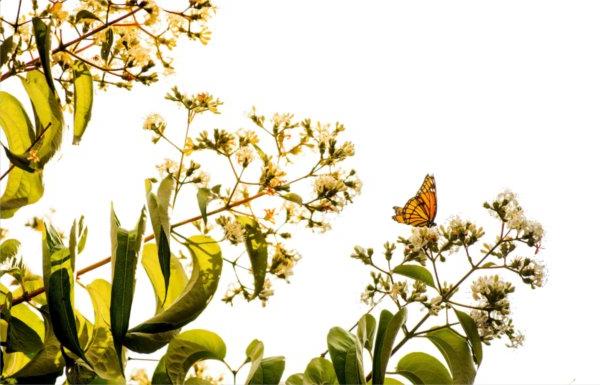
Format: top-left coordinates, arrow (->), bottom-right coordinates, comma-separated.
0,7 -> 143,82
10,191 -> 267,306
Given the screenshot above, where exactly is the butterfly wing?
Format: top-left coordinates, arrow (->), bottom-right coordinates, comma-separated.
392,174 -> 437,227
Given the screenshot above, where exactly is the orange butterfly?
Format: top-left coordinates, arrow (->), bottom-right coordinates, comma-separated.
392,174 -> 437,227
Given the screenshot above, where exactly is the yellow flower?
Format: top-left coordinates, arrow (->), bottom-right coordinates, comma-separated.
198,26 -> 212,46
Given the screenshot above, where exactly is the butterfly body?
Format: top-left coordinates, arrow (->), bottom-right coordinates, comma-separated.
392,174 -> 437,227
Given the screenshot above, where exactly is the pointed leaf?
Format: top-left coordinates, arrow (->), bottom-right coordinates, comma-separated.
327,327 -> 365,385
152,356 -> 171,385
237,216 -> 268,298
392,265 -> 435,288
426,327 -> 476,385
303,357 -> 338,385
72,61 -> 93,144
164,329 -> 226,384
454,310 -> 483,366
125,235 -> 222,353
245,339 -> 265,383
20,70 -> 64,167
372,308 -> 407,385
109,208 -> 146,365
396,352 -> 452,385
196,187 -> 211,226
0,92 -> 43,218
101,29 -> 114,61
31,18 -> 54,91
75,10 -> 101,23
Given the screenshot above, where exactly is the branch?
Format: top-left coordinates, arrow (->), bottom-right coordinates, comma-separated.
10,190 -> 267,306
0,7 -> 144,82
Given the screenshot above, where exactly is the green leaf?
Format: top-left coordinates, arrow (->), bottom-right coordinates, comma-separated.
303,357 -> 338,385
6,315 -> 43,355
282,193 -> 303,205
101,29 -> 113,61
357,313 -> 376,353
164,329 -> 226,384
0,92 -> 44,218
245,339 -> 265,384
85,279 -> 125,381
146,176 -> 174,303
125,235 -> 222,353
151,356 -> 171,385
0,36 -> 14,67
454,310 -> 483,366
285,374 -> 304,385
426,327 -> 477,385
0,239 -> 21,262
31,18 -> 54,92
4,311 -> 64,379
327,327 -> 365,385
237,216 -> 268,298
20,70 -> 65,167
75,10 -> 102,23
44,221 -> 89,365
196,187 -> 211,226
372,308 -> 407,385
109,207 -> 146,366
247,356 -> 286,385
396,352 -> 452,385
72,61 -> 93,144
392,265 -> 436,288
141,242 -> 188,314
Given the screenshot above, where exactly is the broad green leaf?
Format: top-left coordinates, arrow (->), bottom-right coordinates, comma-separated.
72,61 -> 93,144
392,265 -> 436,288
0,36 -> 14,67
396,352 -> 452,385
2,302 -> 44,377
303,357 -> 338,385
125,235 -> 222,353
327,327 -> 365,385
237,216 -> 268,298
6,315 -> 43,355
245,339 -> 265,384
146,177 -> 174,303
196,187 -> 211,226
454,310 -> 483,366
357,313 -> 376,353
185,378 -> 214,385
0,239 -> 21,261
109,207 -> 146,366
164,329 -> 226,384
372,309 -> 407,385
31,18 -> 54,91
427,327 -> 476,385
247,356 -> 286,385
69,216 -> 87,264
286,374 -> 304,385
85,279 -> 124,382
141,243 -> 188,314
20,70 -> 64,167
5,309 -> 65,379
0,92 -> 43,218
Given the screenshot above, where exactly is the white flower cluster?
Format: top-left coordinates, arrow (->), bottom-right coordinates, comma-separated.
143,113 -> 166,133
219,218 -> 245,245
510,257 -> 546,288
407,226 -> 440,252
470,275 -> 523,346
269,243 -> 301,280
313,174 -> 347,196
236,146 -> 255,167
489,190 -> 544,245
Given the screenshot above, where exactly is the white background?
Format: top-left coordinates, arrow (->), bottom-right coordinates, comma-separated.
2,1 -> 600,384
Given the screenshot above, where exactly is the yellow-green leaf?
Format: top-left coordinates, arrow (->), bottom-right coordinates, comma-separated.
427,327 -> 476,385
396,352 -> 452,385
0,92 -> 43,218
72,61 -> 93,144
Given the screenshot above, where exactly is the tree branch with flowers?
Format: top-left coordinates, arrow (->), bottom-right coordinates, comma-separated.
0,1 -> 547,384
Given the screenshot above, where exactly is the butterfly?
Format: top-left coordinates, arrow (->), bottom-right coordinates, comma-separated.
392,174 -> 437,227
